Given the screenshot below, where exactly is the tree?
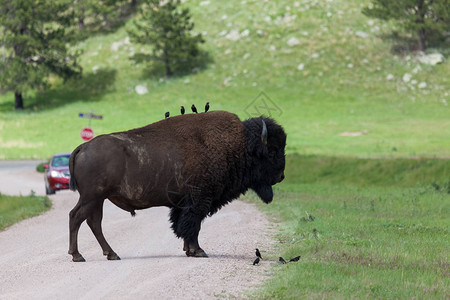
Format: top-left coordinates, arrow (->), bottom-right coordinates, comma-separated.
73,0 -> 133,32
363,0 -> 450,51
0,0 -> 82,109
127,0 -> 206,76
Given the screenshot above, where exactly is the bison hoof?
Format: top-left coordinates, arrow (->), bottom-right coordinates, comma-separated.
107,253 -> 121,261
186,249 -> 208,258
72,254 -> 86,262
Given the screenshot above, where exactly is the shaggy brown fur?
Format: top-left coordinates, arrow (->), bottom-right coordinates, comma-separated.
68,111 -> 286,262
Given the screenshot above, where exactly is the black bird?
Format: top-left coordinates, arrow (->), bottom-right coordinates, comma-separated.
165,111 -> 170,119
279,257 -> 287,264
191,104 -> 198,113
205,102 -> 210,113
253,257 -> 260,265
289,256 -> 301,262
255,248 -> 262,259
180,106 -> 185,115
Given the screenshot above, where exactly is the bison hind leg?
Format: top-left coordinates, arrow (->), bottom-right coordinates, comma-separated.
106,252 -> 121,260
71,253 -> 86,262
85,199 -> 121,261
69,200 -> 88,262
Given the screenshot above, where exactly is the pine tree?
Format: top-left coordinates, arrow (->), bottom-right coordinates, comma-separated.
0,0 -> 82,109
363,0 -> 450,51
127,0 -> 205,76
73,0 -> 132,32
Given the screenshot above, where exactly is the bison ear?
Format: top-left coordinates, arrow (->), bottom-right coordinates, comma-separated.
261,119 -> 268,145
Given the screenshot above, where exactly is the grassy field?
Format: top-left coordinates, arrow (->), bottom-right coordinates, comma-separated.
0,193 -> 52,230
0,0 -> 449,298
241,154 -> 450,298
0,0 -> 449,159
248,183 -> 449,299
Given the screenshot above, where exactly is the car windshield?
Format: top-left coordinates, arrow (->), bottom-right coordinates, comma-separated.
52,155 -> 70,167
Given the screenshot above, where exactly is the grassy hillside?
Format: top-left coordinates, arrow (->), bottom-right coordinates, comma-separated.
283,154 -> 450,188
0,0 -> 449,159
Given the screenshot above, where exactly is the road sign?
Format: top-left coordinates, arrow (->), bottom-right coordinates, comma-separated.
78,109 -> 103,129
78,112 -> 103,120
80,128 -> 94,141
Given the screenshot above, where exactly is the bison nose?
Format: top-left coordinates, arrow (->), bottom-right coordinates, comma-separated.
279,173 -> 285,182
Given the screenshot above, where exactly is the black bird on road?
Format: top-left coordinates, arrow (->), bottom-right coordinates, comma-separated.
181,106 -> 185,115
289,256 -> 301,262
191,104 -> 198,113
279,257 -> 287,264
165,112 -> 170,119
255,248 -> 262,259
253,257 -> 260,265
205,102 -> 210,113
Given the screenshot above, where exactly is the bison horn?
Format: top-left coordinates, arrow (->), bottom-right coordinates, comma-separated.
261,119 -> 268,145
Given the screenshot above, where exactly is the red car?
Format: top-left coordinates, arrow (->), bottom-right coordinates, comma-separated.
44,152 -> 71,195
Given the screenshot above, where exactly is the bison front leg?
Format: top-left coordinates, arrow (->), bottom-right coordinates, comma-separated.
183,228 -> 208,258
182,211 -> 209,257
170,206 -> 208,257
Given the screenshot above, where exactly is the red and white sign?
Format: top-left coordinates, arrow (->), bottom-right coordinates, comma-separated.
80,127 -> 94,141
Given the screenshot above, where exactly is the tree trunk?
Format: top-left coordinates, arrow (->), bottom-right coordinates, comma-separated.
417,28 -> 426,51
15,91 -> 24,110
163,49 -> 173,76
416,0 -> 426,51
13,26 -> 25,109
78,6 -> 85,30
78,17 -> 85,30
131,0 -> 137,8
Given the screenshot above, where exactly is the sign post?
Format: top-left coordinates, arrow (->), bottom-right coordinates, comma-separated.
79,109 -> 103,141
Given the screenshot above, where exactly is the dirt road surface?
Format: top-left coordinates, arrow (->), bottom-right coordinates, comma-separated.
0,162 -> 275,299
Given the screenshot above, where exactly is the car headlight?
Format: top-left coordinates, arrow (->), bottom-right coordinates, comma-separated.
50,170 -> 63,178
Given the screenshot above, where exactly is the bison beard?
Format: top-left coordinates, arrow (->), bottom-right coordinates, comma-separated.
68,111 -> 286,262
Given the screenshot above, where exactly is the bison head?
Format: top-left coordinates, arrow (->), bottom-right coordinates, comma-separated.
243,117 -> 286,204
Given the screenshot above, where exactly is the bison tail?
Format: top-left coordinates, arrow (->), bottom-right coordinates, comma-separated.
69,175 -> 77,192
69,145 -> 83,191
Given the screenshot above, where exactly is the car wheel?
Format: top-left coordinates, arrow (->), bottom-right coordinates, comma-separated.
46,186 -> 56,195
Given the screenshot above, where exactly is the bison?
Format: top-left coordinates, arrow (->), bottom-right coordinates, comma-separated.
68,110 -> 286,262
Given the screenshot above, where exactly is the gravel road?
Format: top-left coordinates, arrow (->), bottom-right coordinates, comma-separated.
0,162 -> 275,299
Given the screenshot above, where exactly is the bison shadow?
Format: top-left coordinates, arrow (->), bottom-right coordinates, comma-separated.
120,254 -> 250,261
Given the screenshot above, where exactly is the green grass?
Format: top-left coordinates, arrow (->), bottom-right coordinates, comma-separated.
246,184 -> 449,299
284,154 -> 450,188
0,0 -> 449,159
243,154 -> 450,298
0,193 -> 52,230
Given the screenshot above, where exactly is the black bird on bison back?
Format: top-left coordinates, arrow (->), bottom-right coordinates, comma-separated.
205,102 -> 210,113
191,104 -> 198,113
181,106 -> 185,115
253,257 -> 260,265
256,248 -> 262,259
165,112 -> 170,119
67,111 -> 286,262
